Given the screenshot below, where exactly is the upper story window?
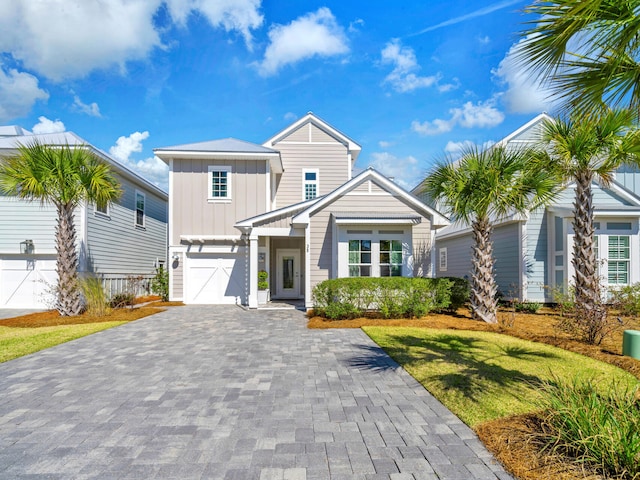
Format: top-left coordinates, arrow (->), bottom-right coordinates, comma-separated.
95,202 -> 109,216
135,191 -> 145,227
208,166 -> 232,201
303,169 -> 319,200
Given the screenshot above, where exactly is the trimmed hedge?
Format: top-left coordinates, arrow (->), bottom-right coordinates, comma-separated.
312,277 -> 469,320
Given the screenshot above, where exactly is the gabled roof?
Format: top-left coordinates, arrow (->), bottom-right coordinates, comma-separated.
495,112 -> 553,147
263,112 -> 362,161
236,168 -> 450,230
292,168 -> 449,227
0,131 -> 168,198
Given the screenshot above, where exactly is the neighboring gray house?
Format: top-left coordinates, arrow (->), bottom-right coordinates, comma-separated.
0,127 -> 168,308
154,113 -> 449,309
413,113 -> 640,303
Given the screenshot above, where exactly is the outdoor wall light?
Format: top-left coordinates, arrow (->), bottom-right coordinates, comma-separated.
20,240 -> 34,254
172,254 -> 180,261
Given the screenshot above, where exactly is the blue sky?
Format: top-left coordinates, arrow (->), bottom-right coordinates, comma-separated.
0,0 -> 554,191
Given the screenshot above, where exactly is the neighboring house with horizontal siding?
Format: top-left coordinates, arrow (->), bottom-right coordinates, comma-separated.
0,127 -> 168,308
154,112 -> 449,309
413,114 -> 640,303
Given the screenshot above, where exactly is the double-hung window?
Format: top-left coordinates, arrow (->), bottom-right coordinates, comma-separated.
135,191 -> 145,227
303,169 -> 319,200
380,240 -> 403,276
208,166 -> 232,201
348,240 -> 371,277
608,235 -> 630,285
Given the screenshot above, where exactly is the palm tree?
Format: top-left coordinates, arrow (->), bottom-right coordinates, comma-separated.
518,0 -> 640,113
537,109 -> 640,337
421,145 -> 558,323
0,141 -> 121,316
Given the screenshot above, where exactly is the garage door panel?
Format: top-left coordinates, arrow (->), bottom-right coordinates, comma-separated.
0,257 -> 57,308
186,252 -> 246,304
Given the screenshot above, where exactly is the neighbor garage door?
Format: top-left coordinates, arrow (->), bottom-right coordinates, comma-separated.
185,252 -> 246,304
0,256 -> 57,308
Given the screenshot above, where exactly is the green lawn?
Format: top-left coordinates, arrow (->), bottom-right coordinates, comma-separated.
363,327 -> 638,427
0,322 -> 126,363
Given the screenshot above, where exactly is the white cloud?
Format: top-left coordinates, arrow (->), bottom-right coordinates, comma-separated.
478,35 -> 490,45
165,0 -> 263,48
381,39 -> 438,93
257,7 -> 349,76
378,140 -> 393,148
0,65 -> 48,122
444,139 -> 495,155
109,131 -> 150,162
73,95 -> 101,117
368,152 -> 420,190
284,112 -> 298,122
32,116 -> 65,134
0,0 -> 263,81
493,36 -> 555,114
109,131 -> 168,190
412,100 -> 505,136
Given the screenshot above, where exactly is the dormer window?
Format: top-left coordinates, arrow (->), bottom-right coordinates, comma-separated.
303,169 -> 319,200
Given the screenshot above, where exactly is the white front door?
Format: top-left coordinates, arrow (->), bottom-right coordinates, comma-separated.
276,249 -> 300,298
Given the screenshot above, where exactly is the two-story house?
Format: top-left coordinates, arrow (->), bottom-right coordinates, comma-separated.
155,113 -> 449,309
414,113 -> 640,303
0,127 -> 168,308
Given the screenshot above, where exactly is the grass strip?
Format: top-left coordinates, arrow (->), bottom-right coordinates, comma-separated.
363,327 -> 638,427
0,322 -> 126,363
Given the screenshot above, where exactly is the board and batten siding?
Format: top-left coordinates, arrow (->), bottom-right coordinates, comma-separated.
615,164 -> 640,197
86,176 -> 167,277
525,208 -> 549,302
272,124 -> 351,207
171,158 -> 267,243
307,193 -> 433,290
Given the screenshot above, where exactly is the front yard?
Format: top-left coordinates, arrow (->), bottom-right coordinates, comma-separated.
309,308 -> 640,479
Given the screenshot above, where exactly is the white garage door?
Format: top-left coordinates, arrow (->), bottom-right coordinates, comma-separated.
0,256 -> 57,308
185,252 -> 246,304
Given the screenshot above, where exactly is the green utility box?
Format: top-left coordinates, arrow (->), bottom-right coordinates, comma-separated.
622,330 -> 640,360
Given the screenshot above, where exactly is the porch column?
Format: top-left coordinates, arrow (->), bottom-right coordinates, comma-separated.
249,235 -> 259,308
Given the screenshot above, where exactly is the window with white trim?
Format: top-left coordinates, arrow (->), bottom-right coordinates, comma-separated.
380,240 -> 403,276
95,202 -> 109,216
608,235 -> 630,284
208,166 -> 232,200
303,169 -> 319,200
348,240 -> 371,277
135,191 -> 145,227
439,248 -> 447,272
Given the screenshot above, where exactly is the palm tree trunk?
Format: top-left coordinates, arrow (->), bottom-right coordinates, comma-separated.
572,172 -> 600,310
470,217 -> 498,323
55,204 -> 82,316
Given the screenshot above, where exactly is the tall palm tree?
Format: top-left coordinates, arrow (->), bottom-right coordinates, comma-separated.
518,0 -> 640,113
421,145 -> 558,323
0,141 -> 121,316
537,109 -> 640,333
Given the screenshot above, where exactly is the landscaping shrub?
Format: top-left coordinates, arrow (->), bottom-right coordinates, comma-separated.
514,301 -> 542,313
312,277 -> 453,319
109,292 -> 135,309
610,283 -> 640,317
78,275 -> 108,316
538,376 -> 640,479
440,276 -> 470,311
150,265 -> 169,302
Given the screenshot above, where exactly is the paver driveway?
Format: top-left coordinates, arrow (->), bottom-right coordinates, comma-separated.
0,306 -> 513,479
